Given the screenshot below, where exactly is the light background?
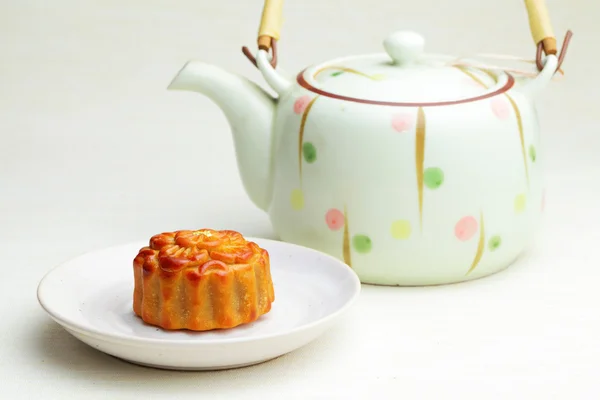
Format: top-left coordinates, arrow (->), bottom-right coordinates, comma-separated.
1,0 -> 599,398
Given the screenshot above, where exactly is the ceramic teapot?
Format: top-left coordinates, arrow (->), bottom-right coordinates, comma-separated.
168,1 -> 571,286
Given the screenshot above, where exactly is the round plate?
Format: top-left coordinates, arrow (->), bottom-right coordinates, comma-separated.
37,238 -> 361,370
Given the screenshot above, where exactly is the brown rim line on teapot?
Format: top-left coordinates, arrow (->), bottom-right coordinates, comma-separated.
167,0 -> 571,286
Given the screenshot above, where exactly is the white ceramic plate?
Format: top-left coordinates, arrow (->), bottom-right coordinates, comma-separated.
37,238 -> 361,370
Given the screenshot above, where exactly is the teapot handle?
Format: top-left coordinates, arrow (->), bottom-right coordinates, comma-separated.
242,0 -> 571,73
524,0 -> 572,72
241,0 -> 283,69
525,0 -> 557,56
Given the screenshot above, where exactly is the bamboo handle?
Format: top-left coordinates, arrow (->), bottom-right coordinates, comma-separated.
257,0 -> 284,50
524,0 -> 557,55
245,0 -> 571,73
255,0 -> 556,53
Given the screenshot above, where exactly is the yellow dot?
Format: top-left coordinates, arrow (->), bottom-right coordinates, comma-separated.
371,73 -> 386,81
514,193 -> 526,213
391,220 -> 412,239
290,189 -> 305,210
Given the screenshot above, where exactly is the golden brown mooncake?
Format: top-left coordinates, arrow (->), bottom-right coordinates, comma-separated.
133,229 -> 274,331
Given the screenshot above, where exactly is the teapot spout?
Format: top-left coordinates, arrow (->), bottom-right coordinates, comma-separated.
168,61 -> 276,212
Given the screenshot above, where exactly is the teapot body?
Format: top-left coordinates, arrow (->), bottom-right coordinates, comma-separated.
266,80 -> 544,285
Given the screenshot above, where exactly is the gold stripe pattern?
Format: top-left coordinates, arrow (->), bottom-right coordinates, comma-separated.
454,65 -> 490,87
454,66 -> 529,188
313,66 -> 381,80
298,96 -> 319,183
342,205 -> 352,267
415,107 -> 426,229
466,212 -> 486,275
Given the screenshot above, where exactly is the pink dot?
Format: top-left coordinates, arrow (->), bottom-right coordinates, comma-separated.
325,208 -> 345,230
391,112 -> 414,133
491,96 -> 511,119
454,216 -> 478,241
294,95 -> 312,114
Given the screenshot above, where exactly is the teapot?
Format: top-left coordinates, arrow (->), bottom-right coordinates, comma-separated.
167,0 -> 572,286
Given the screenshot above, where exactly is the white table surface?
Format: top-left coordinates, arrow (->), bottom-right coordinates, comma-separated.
2,0 -> 599,398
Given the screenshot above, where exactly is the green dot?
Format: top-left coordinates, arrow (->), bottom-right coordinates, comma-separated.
302,142 -> 317,163
352,234 -> 372,253
331,71 -> 344,77
424,167 -> 445,189
529,145 -> 537,162
488,235 -> 502,251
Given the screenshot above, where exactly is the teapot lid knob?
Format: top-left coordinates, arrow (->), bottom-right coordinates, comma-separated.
383,31 -> 425,66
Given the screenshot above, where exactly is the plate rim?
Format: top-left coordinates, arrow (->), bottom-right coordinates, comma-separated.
37,237 -> 362,347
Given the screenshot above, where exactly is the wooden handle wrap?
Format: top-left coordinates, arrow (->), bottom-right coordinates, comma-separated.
257,0 -> 284,50
524,0 -> 557,54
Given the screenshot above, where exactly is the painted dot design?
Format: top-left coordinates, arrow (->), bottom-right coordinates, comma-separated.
514,194 -> 526,213
288,90 -> 525,257
390,220 -> 412,239
302,142 -> 317,163
391,112 -> 414,133
529,145 -> 537,162
424,167 -> 445,189
331,71 -> 344,77
352,235 -> 372,253
293,95 -> 312,114
488,235 -> 502,251
325,208 -> 344,230
290,189 -> 305,210
455,216 -> 478,241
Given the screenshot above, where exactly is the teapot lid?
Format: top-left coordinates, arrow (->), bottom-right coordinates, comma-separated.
297,31 -> 514,106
